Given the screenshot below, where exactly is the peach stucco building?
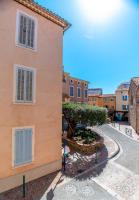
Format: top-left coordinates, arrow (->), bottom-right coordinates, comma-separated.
0,0 -> 70,192
63,72 -> 89,103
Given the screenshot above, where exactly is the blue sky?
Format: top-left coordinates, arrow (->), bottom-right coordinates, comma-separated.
37,0 -> 139,93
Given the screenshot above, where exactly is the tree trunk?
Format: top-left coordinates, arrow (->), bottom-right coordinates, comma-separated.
67,120 -> 76,139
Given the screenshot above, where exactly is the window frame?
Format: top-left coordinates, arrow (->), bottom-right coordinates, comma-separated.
13,64 -> 36,104
77,87 -> 81,98
84,89 -> 88,99
69,86 -> 74,97
122,105 -> 128,111
12,126 -> 35,168
122,95 -> 128,101
16,10 -> 38,51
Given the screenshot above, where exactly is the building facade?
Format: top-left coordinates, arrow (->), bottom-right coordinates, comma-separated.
102,94 -> 116,111
129,78 -> 139,134
88,94 -> 116,121
63,72 -> 89,103
115,82 -> 130,121
88,94 -> 103,107
88,88 -> 103,95
88,94 -> 116,111
0,0 -> 70,192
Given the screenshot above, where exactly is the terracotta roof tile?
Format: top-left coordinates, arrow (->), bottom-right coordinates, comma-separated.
14,0 -> 71,31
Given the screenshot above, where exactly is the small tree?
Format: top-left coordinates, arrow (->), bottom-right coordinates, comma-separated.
63,102 -> 107,138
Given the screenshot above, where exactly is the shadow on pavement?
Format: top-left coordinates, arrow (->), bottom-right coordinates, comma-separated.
0,172 -> 59,200
62,144 -> 108,181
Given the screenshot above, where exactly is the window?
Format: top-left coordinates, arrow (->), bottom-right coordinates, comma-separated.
122,95 -> 128,101
78,82 -> 81,86
16,11 -> 37,49
77,87 -> 81,98
92,97 -> 96,101
136,98 -> 139,104
14,65 -> 36,103
70,86 -> 74,97
14,128 -> 33,167
104,97 -> 109,102
84,90 -> 88,98
70,80 -> 73,84
122,105 -> 128,110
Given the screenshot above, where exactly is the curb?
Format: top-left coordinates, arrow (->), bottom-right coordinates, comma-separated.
43,129 -> 120,199
92,127 -> 120,160
40,171 -> 62,200
57,129 -> 120,187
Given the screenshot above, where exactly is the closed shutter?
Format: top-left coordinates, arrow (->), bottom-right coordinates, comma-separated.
14,128 -> 33,166
16,67 -> 34,102
18,13 -> 35,48
16,68 -> 25,101
30,20 -> 35,48
26,70 -> 33,102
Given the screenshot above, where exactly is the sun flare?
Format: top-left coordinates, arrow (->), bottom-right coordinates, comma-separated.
78,0 -> 123,23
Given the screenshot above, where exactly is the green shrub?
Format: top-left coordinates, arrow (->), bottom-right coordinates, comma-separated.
63,102 -> 107,138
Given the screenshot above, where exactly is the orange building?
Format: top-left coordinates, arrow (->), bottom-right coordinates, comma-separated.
88,94 -> 116,111
63,72 -> 89,103
0,0 -> 70,192
88,94 -> 103,107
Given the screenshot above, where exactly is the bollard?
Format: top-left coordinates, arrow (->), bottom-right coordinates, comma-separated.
95,147 -> 98,164
23,175 -> 26,198
63,153 -> 66,171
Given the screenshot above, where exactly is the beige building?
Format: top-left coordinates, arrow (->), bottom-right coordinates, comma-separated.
129,77 -> 139,134
0,0 -> 70,192
88,94 -> 116,111
63,72 -> 89,103
115,82 -> 129,120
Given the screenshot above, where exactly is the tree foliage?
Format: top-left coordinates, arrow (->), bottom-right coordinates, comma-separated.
63,102 -> 107,138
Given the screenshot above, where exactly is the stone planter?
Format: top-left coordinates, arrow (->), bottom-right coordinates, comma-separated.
63,133 -> 104,154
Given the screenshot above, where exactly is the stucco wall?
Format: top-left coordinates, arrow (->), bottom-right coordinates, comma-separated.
115,89 -> 129,111
63,73 -> 88,103
0,0 -> 63,185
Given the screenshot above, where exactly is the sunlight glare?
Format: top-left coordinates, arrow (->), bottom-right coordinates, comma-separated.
78,0 -> 123,23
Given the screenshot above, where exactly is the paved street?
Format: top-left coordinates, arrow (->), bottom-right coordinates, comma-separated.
53,169 -> 118,200
51,125 -> 139,200
99,124 -> 139,174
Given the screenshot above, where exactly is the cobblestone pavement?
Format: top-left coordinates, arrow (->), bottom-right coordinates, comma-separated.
0,172 -> 58,200
53,125 -> 139,200
91,124 -> 139,200
53,171 -> 118,200
92,161 -> 139,200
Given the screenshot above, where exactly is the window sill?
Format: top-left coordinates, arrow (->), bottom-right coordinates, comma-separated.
15,43 -> 37,52
13,101 -> 36,105
13,161 -> 34,169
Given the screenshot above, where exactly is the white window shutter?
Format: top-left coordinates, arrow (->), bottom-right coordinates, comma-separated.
31,19 -> 35,48
18,13 -> 35,49
14,128 -> 33,166
16,66 -> 34,103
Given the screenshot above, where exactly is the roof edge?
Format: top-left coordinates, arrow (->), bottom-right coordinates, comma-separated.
14,0 -> 71,31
